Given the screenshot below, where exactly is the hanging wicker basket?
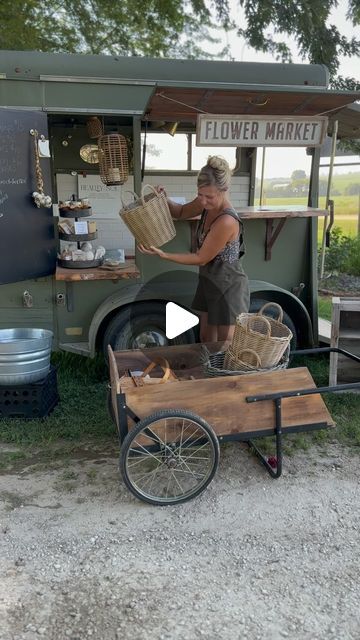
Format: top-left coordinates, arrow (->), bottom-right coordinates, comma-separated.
119,184 -> 176,248
98,133 -> 129,185
86,116 -> 103,139
201,345 -> 290,378
230,302 -> 292,369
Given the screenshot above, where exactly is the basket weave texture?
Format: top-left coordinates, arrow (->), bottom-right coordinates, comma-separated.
98,133 -> 129,185
120,184 -> 176,248
230,302 -> 292,369
86,116 -> 103,139
202,346 -> 289,378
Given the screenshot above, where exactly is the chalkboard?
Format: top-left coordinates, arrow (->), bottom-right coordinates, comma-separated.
0,109 -> 56,285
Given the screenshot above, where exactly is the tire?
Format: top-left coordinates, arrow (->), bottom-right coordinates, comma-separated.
120,409 -> 220,506
103,302 -> 198,356
249,298 -> 297,351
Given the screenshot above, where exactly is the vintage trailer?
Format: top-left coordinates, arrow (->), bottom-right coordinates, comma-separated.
0,51 -> 359,356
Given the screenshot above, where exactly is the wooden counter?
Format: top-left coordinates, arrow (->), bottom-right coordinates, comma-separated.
56,260 -> 140,282
236,205 -> 327,219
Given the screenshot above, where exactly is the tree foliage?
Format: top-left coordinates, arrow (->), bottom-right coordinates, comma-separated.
0,0 -> 226,58
0,0 -> 358,86
214,0 -> 360,84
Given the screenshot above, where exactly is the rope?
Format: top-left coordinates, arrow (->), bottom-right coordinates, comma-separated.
32,129 -> 44,194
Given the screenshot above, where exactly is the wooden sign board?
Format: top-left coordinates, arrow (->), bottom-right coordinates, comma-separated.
196,114 -> 328,147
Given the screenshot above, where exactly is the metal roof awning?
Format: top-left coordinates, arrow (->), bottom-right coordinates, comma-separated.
327,103 -> 360,139
145,86 -> 360,125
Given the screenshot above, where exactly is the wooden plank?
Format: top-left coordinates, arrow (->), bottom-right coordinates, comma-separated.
122,367 -> 334,435
108,345 -> 121,432
55,260 -> 140,281
329,296 -> 341,386
114,342 -> 224,379
329,296 -> 360,387
237,206 -> 327,219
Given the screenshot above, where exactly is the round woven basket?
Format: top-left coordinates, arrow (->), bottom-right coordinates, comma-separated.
202,346 -> 290,378
230,302 -> 292,369
98,133 -> 129,185
120,184 -> 176,248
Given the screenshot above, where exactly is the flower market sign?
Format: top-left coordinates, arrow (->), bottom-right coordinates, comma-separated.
196,115 -> 328,147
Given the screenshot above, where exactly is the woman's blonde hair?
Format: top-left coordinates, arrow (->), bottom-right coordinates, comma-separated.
197,155 -> 232,192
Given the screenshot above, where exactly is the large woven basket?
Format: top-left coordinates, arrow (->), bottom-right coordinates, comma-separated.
202,346 -> 289,378
230,302 -> 292,369
119,184 -> 176,248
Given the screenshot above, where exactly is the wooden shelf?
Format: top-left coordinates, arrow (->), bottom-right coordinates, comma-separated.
55,259 -> 140,282
237,206 -> 328,219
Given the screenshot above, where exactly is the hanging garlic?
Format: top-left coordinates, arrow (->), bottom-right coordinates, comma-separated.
31,130 -> 53,208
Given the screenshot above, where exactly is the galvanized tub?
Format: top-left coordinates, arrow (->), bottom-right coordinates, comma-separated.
0,329 -> 53,385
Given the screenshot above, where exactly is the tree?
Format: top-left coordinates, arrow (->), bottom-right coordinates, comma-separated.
0,0 -> 226,59
291,170 -> 307,181
214,0 -> 360,86
0,1 -> 359,95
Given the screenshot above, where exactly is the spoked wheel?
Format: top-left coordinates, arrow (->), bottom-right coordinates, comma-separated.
120,409 -> 220,506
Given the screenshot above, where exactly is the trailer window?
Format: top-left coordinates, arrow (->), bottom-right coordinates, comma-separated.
191,138 -> 237,170
141,133 -> 188,170
141,132 -> 238,172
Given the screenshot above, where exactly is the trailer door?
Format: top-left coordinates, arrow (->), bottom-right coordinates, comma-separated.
0,109 -> 56,285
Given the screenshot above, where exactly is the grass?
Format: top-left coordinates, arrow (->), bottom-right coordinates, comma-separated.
0,350 -> 358,471
0,352 -> 115,450
318,296 -> 332,321
261,194 -> 359,238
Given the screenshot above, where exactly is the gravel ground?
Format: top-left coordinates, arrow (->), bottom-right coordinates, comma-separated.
0,441 -> 359,640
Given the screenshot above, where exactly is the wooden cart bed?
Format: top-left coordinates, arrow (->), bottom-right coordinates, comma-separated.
108,343 -> 335,440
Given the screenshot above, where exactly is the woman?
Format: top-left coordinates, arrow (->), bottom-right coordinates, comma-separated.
138,155 -> 250,343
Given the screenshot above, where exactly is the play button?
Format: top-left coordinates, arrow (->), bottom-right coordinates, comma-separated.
166,302 -> 199,340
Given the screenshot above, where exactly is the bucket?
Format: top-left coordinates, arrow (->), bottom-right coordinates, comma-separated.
0,328 -> 53,385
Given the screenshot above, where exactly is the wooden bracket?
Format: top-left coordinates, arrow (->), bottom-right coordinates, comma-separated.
265,218 -> 287,261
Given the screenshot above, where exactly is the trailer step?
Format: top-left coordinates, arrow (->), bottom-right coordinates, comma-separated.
59,342 -> 91,357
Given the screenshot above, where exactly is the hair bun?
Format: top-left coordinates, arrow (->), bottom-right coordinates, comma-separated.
207,155 -> 229,172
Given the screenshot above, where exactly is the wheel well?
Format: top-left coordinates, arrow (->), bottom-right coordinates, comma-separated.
95,298 -> 197,351
250,291 -> 313,348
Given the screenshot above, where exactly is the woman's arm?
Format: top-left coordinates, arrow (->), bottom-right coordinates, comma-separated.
139,216 -> 237,266
156,186 -> 202,220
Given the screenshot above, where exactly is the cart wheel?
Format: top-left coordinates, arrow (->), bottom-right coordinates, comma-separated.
120,409 -> 220,506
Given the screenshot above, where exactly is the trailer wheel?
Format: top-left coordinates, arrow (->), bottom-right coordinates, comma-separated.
102,302 -> 197,356
120,409 -> 220,506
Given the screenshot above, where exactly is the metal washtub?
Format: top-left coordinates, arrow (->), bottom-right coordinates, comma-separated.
0,329 -> 53,385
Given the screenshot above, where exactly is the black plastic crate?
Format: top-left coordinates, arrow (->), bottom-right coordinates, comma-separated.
0,366 -> 59,419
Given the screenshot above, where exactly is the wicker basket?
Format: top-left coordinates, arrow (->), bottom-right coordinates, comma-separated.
119,184 -> 176,248
86,116 -> 103,139
230,302 -> 292,369
98,133 -> 129,185
223,348 -> 261,372
202,346 -> 289,378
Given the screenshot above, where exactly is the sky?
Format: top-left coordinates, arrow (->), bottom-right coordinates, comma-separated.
148,0 -> 359,180
221,0 -> 360,178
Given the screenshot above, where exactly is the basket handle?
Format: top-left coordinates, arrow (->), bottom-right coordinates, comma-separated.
244,314 -> 271,337
120,189 -> 139,209
238,349 -> 262,367
141,183 -> 160,206
140,357 -> 172,383
259,302 -> 283,322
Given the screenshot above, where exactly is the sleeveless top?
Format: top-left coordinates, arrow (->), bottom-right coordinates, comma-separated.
196,208 -> 245,264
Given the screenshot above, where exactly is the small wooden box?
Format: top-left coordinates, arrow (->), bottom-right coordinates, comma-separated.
329,297 -> 360,387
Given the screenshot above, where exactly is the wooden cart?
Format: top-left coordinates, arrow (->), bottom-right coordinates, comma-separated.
108,343 -> 360,506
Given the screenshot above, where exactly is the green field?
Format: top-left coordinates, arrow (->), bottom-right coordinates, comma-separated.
259,195 -> 359,237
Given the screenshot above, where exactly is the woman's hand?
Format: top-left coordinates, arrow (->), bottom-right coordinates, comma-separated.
154,185 -> 167,197
138,244 -> 167,259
